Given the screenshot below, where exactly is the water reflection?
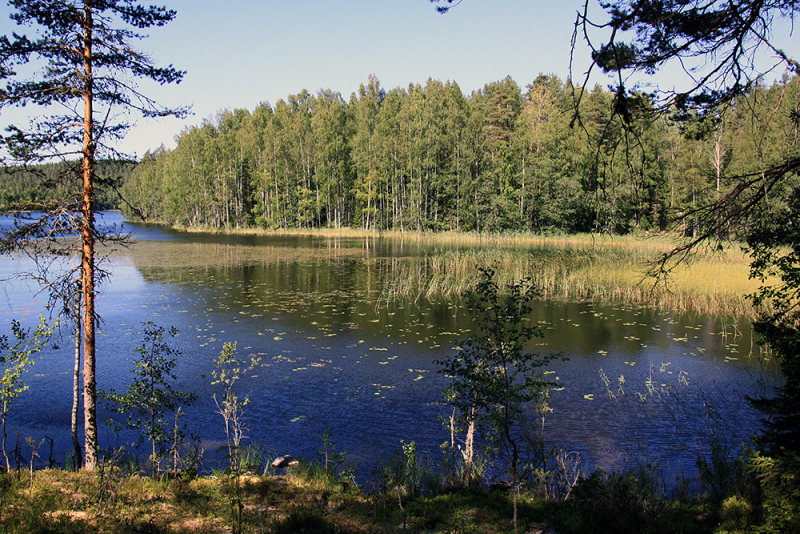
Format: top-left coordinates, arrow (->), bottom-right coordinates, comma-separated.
1,213 -> 777,482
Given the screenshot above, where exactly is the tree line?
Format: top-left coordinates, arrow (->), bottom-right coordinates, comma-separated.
120,73 -> 800,235
1,160 -> 136,212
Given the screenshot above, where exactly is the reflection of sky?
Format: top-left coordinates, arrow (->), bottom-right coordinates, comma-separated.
1,216 -> 777,482
0,211 -> 185,242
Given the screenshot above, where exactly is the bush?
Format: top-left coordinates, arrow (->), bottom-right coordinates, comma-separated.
749,450 -> 800,533
561,469 -> 703,534
271,506 -> 336,534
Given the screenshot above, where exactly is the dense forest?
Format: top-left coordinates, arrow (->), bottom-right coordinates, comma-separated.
1,159 -> 136,212
120,73 -> 799,234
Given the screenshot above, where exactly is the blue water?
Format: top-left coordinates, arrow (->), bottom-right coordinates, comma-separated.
0,212 -> 777,485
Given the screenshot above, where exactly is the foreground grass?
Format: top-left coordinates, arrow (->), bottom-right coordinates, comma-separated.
0,466 -> 745,534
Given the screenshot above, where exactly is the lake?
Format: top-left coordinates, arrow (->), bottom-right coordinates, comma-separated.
0,212 -> 777,484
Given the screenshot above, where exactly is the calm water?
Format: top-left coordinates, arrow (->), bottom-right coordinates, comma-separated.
0,212 -> 777,483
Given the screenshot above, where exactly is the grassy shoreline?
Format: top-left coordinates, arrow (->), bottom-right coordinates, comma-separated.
142,223 -> 761,319
0,465 -> 724,534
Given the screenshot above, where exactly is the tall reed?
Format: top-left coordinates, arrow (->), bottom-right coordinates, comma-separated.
122,227 -> 762,318
379,246 -> 760,318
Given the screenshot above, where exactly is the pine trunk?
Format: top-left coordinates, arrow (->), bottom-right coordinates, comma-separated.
72,293 -> 82,469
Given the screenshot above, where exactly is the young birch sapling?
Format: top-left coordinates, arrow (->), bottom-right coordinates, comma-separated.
100,322 -> 196,477
211,342 -> 261,534
437,266 -> 560,533
211,342 -> 261,471
0,315 -> 53,473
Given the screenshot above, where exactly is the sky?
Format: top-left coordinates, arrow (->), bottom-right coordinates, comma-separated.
0,1 -> 797,159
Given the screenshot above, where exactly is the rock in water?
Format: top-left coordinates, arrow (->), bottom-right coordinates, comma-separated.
271,455 -> 294,468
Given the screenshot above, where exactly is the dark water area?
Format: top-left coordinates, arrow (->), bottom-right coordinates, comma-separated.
0,212 -> 778,485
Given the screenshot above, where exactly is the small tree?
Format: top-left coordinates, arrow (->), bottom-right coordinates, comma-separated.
0,315 -> 53,472
436,266 -> 559,534
211,342 -> 261,534
211,342 -> 261,468
100,322 -> 196,477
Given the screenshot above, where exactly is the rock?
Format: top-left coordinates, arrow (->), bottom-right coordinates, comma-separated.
244,504 -> 270,514
488,481 -> 512,492
271,455 -> 294,468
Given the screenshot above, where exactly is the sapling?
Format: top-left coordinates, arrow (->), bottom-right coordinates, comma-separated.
100,322 -> 197,477
0,315 -> 53,472
211,342 -> 261,468
211,342 -> 261,534
436,266 -> 560,534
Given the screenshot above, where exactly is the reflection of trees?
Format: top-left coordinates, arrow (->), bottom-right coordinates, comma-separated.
121,238 -> 760,360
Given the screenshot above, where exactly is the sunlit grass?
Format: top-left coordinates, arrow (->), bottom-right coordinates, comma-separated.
0,466 -> 721,534
119,226 -> 763,318
379,245 -> 759,318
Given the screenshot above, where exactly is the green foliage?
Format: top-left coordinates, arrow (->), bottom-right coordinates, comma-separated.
211,342 -> 261,467
748,450 -> 800,533
316,429 -> 352,482
99,322 -> 196,477
436,266 -> 560,533
0,315 -> 53,472
563,469 -> 698,534
697,441 -> 752,505
437,267 -> 559,484
116,73 -> 800,237
717,495 -> 755,533
210,342 -> 261,534
746,185 -> 800,455
0,161 -> 135,212
270,506 -> 337,534
374,440 -> 424,497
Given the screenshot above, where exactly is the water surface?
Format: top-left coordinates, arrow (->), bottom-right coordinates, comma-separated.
0,213 -> 775,483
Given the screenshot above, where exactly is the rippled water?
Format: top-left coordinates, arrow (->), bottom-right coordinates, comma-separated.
0,212 -> 777,483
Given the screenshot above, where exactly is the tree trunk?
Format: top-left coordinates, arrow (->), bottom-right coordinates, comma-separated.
2,404 -> 9,472
71,290 -> 82,469
462,416 -> 475,485
81,0 -> 98,470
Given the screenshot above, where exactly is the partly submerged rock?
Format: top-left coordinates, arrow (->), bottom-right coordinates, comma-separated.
271,455 -> 295,468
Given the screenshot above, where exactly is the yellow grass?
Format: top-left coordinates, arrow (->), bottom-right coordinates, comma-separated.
136,225 -> 763,318
378,245 -> 759,317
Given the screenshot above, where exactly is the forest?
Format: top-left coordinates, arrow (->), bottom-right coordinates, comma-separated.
1,159 -> 136,212
119,73 -> 800,236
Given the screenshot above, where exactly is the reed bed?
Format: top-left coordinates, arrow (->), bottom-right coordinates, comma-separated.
174,224 -> 681,253
177,224 -> 382,238
378,246 -> 761,319
134,224 -> 763,318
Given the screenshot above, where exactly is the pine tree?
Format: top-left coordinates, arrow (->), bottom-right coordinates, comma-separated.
0,0 -> 187,469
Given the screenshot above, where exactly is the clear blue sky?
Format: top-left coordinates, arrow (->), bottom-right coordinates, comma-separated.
1,1 -> 796,159
126,0 -> 590,158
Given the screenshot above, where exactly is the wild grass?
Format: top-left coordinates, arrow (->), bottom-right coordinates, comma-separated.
0,464 -> 721,534
378,244 -> 759,319
122,225 -> 762,318
0,422 -> 790,534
